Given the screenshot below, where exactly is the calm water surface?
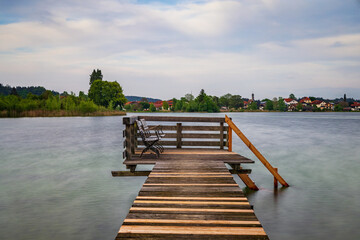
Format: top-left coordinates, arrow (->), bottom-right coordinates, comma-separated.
0,113 -> 359,239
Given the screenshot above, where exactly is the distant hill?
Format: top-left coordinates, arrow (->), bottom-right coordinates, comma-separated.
125,95 -> 162,102
0,83 -> 59,98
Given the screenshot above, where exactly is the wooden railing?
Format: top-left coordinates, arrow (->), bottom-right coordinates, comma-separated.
225,115 -> 289,187
123,116 -> 229,161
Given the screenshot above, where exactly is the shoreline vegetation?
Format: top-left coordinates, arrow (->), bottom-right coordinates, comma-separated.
1,69 -> 127,118
0,110 -> 125,118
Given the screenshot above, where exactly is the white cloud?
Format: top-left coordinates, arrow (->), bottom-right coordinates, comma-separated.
0,0 -> 359,99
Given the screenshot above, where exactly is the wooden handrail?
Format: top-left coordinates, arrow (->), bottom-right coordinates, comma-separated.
225,115 -> 289,187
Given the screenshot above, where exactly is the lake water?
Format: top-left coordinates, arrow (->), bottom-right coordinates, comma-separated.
0,112 -> 359,240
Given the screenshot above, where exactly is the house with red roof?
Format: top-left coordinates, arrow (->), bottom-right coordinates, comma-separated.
311,100 -> 326,110
351,102 -> 360,111
299,97 -> 312,105
153,100 -> 163,110
284,98 -> 298,105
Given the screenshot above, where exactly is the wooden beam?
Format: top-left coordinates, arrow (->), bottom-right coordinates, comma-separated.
238,173 -> 259,191
112,171 -> 151,176
225,115 -> 289,187
138,116 -> 225,123
228,126 -> 232,152
229,169 -> 252,174
176,123 -> 182,148
118,225 -> 267,235
220,122 -> 224,150
123,219 -> 260,225
148,125 -> 228,131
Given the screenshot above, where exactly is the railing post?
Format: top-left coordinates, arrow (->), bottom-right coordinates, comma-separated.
123,116 -> 137,161
228,126 -> 232,152
131,123 -> 135,155
220,122 -> 224,149
176,123 -> 182,148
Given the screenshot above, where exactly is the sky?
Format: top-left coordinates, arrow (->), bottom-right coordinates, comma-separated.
0,0 -> 360,100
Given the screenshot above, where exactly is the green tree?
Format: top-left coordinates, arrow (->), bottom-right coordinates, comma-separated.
89,69 -> 103,85
278,98 -> 287,111
162,101 -> 169,110
149,103 -> 156,112
10,87 -> 19,96
296,102 -> 303,111
265,100 -> 273,110
140,101 -> 150,110
289,93 -> 296,99
219,93 -> 232,108
185,93 -> 194,102
196,89 -> 206,103
88,80 -> 126,109
248,101 -> 258,110
229,95 -> 243,109
174,101 -> 183,111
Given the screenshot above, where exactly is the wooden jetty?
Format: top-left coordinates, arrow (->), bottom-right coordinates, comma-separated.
113,115 -> 289,239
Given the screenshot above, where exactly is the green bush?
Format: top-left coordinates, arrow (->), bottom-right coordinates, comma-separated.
78,101 -> 98,113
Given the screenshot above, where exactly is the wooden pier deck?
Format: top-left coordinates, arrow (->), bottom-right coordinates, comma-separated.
113,115 -> 290,239
116,155 -> 269,239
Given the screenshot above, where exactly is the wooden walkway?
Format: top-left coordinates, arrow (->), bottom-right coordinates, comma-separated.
116,151 -> 269,239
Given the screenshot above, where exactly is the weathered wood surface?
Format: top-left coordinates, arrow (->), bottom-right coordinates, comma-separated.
123,148 -> 254,167
116,159 -> 269,239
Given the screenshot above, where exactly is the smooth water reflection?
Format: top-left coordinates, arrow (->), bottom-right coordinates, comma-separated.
1,113 -> 359,239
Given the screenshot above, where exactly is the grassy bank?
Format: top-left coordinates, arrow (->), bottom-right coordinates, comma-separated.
0,110 -> 126,118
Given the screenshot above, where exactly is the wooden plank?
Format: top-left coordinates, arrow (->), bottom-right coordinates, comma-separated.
130,207 -> 254,213
146,175 -> 233,178
149,125 -> 228,131
142,184 -> 239,187
133,200 -> 250,205
135,196 -> 248,201
137,140 -> 227,147
225,115 -> 289,187
112,171 -> 151,176
161,133 -> 227,139
138,116 -> 225,123
238,173 -> 259,191
119,225 -> 266,235
149,172 -> 230,175
123,219 -> 260,225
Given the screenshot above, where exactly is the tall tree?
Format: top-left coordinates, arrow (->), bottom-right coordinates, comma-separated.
196,89 -> 206,103
89,69 -> 103,85
289,93 -> 296,99
162,101 -> 169,110
229,95 -> 243,109
219,93 -> 232,107
185,93 -> 194,102
88,80 -> 126,108
10,87 -> 19,96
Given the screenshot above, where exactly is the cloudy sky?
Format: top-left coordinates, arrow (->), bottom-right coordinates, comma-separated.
1,0 -> 359,100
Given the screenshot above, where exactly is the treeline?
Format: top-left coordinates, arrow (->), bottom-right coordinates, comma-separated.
171,89 -> 220,113
0,84 -> 59,98
0,69 -> 127,117
0,89 -> 113,117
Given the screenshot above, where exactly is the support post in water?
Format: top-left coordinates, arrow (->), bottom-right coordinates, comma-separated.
274,168 -> 278,188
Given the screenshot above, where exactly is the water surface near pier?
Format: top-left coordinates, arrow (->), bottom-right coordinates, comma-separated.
0,112 -> 359,239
